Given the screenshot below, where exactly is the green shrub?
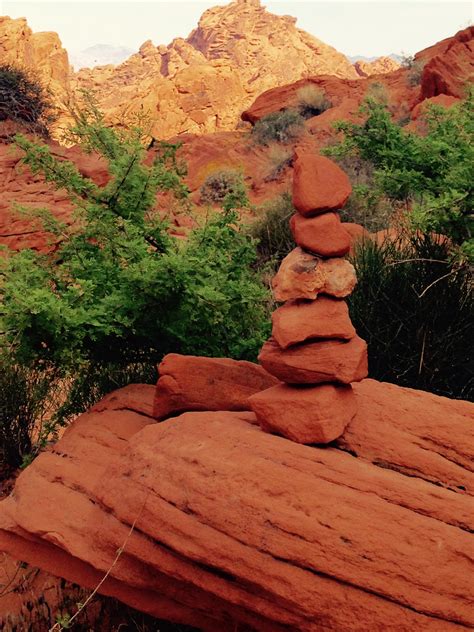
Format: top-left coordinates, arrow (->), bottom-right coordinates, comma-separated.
1,98 -> 270,424
0,360 -> 60,471
250,193 -> 295,269
296,84 -> 332,118
0,64 -> 55,134
340,185 -> 393,232
349,233 -> 474,400
200,169 -> 245,205
251,109 -> 305,146
325,90 -> 474,259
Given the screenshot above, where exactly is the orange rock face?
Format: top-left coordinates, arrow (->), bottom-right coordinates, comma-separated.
249,382 -> 357,443
419,26 -> 474,100
272,296 -> 356,349
70,0 -> 358,140
292,154 -> 352,216
258,335 -> 368,384
272,248 -> 357,302
0,381 -> 472,630
354,56 -> 401,78
290,211 -> 351,257
153,354 -> 278,420
0,17 -> 70,99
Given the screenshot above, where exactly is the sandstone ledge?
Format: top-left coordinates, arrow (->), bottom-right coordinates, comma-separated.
0,379 -> 472,631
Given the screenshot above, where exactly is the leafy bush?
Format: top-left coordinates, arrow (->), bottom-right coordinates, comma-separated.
0,98 -> 271,439
325,91 -> 474,259
349,233 -> 474,400
250,193 -> 295,269
251,110 -> 305,146
0,64 -> 55,134
296,85 -> 332,118
340,185 -> 394,232
0,360 -> 60,471
199,169 -> 245,205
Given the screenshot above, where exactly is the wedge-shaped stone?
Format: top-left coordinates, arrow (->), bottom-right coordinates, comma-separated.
272,247 -> 356,302
292,153 -> 352,216
290,212 -> 351,257
259,335 -> 368,384
249,382 -> 357,444
272,296 -> 356,349
153,354 -> 278,420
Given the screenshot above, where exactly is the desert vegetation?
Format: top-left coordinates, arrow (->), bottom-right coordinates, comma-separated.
251,109 -> 305,145
0,64 -> 55,135
0,97 -> 270,472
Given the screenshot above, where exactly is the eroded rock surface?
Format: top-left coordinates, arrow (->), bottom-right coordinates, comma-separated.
0,382 -> 472,630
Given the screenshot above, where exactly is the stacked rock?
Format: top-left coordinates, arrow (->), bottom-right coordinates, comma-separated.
249,152 -> 368,444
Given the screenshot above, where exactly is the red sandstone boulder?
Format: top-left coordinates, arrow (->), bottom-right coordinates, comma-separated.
153,354 -> 278,419
259,336 -> 368,384
292,154 -> 352,216
0,380 -> 472,631
272,296 -> 355,348
272,247 -> 357,302
290,212 -> 351,257
249,382 -> 357,444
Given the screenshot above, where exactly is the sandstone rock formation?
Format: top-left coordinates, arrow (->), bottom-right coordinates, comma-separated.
153,354 -> 278,420
0,378 -> 472,630
419,25 -> 474,100
0,16 -> 70,101
250,153 -> 368,444
354,55 -> 400,77
70,0 -> 359,140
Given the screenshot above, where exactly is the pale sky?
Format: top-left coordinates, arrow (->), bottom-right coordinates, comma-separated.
1,0 -> 472,58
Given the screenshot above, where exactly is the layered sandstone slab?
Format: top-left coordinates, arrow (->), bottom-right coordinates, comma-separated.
249,382 -> 357,443
290,211 -> 351,257
259,336 -> 368,384
272,296 -> 356,348
0,381 -> 473,630
272,248 -> 357,302
153,354 -> 278,419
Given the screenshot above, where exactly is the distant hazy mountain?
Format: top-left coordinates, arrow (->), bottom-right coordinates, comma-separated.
70,44 -> 135,69
348,53 -> 403,63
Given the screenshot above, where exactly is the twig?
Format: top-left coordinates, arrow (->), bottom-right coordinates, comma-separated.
418,269 -> 459,298
48,494 -> 149,631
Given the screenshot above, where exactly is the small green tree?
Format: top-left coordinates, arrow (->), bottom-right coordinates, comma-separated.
0,64 -> 55,134
1,97 -> 271,427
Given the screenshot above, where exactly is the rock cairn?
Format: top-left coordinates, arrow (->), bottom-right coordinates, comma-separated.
249,152 -> 368,444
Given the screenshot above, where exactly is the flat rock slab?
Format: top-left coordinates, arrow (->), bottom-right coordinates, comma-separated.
153,354 -> 278,420
0,385 -> 473,631
272,296 -> 356,348
259,335 -> 368,384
